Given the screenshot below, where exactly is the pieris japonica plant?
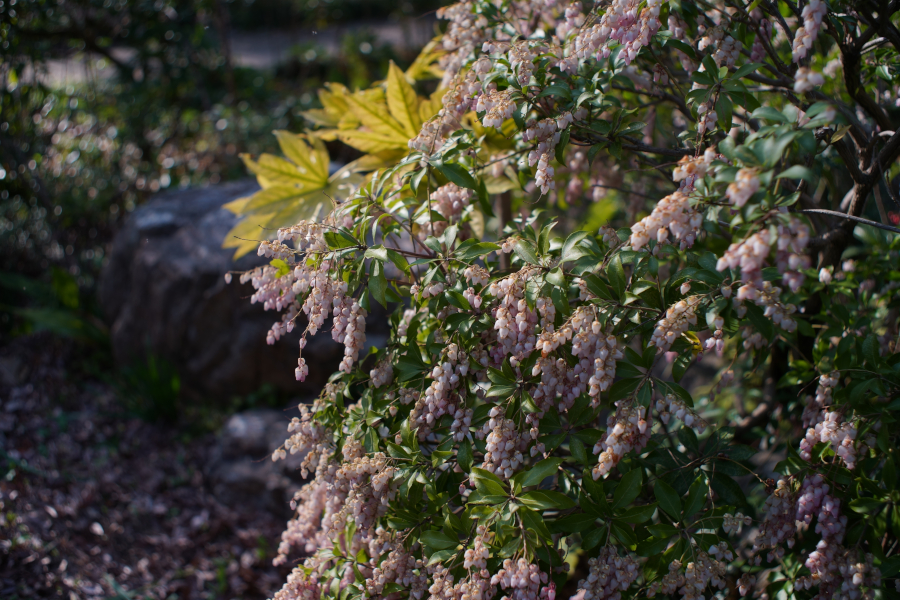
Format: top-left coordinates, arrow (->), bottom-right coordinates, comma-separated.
225,1 -> 900,599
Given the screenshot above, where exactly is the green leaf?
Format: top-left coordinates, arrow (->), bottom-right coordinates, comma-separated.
370,260 -> 387,308
849,498 -> 884,514
862,334 -> 880,366
654,480 -> 682,519
561,231 -> 591,263
607,254 -> 627,300
555,129 -> 571,165
618,503 -> 657,523
458,438 -> 473,472
751,106 -> 789,123
677,427 -> 700,456
683,476 -> 707,518
570,437 -> 589,465
514,239 -> 541,265
521,490 -> 577,510
672,353 -> 692,383
456,241 -> 501,261
517,457 -> 563,487
324,230 -> 358,249
612,468 -> 643,509
518,506 -> 553,541
610,521 -> 637,549
550,512 -> 597,533
731,62 -> 765,79
716,95 -> 733,132
434,161 -> 478,190
776,165 -> 815,180
710,472 -> 747,506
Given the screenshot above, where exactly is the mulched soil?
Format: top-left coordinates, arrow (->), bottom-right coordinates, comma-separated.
0,334 -> 293,599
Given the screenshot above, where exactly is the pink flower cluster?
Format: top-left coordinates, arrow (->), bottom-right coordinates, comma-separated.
592,401 -> 650,479
630,191 -> 703,251
576,547 -> 639,600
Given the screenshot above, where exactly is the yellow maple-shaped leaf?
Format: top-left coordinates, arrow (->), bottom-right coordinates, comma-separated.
386,61 -> 421,138
302,83 -> 356,130
223,135 -> 365,258
405,38 -> 445,82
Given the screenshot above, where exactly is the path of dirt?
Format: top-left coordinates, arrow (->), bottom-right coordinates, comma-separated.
0,334 -> 294,599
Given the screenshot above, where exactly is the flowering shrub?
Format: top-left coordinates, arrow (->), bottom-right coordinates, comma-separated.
228,1 -> 900,600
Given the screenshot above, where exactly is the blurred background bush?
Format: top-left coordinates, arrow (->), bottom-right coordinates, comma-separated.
1,2 -> 440,597
0,0 -> 438,372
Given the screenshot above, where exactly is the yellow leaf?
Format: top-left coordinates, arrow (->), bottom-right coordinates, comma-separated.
337,130 -> 409,154
274,131 -> 329,183
245,153 -> 326,189
345,89 -> 408,139
386,61 -> 421,138
222,211 -> 276,258
418,87 -> 444,124
405,38 -> 445,81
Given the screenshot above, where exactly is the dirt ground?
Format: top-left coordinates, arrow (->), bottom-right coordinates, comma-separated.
0,334 -> 294,599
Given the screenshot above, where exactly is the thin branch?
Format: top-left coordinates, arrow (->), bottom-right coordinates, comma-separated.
801,209 -> 900,234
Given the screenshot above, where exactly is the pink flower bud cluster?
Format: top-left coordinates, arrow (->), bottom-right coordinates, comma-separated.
477,409 -> 530,477
717,229 -> 770,287
750,18 -> 773,63
427,565 -> 496,600
478,90 -> 517,129
696,100 -> 718,135
410,73 -> 481,155
491,559 -> 554,600
722,512 -> 752,534
508,41 -> 547,86
324,439 -> 397,540
464,265 -> 490,287
794,67 -> 825,93
796,474 -> 847,541
572,0 -> 663,65
630,191 -> 703,251
656,393 -> 707,432
648,295 -> 701,353
798,551 -> 881,599
672,147 -> 717,190
333,297 -> 367,374
649,551 -> 727,599
463,526 -> 492,570
365,531 -> 428,600
592,401 -> 650,479
532,306 -> 622,409
802,371 -> 839,427
489,272 -> 540,364
698,27 -> 742,68
792,0 -> 826,62
273,565 -> 321,600
775,217 -> 811,292
753,282 -> 799,332
410,344 -> 470,439
799,411 -> 861,469
725,168 -> 759,208
279,400 -> 332,478
681,551 -> 728,599
704,313 -> 725,353
736,573 -> 756,597
423,183 -> 474,237
556,2 -> 585,41
436,2 -> 490,85
752,479 -> 796,560
646,560 -> 683,597
370,358 -> 394,388
575,546 -> 639,600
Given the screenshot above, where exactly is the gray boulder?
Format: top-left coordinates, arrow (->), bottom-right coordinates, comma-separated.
99,179 -> 345,398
